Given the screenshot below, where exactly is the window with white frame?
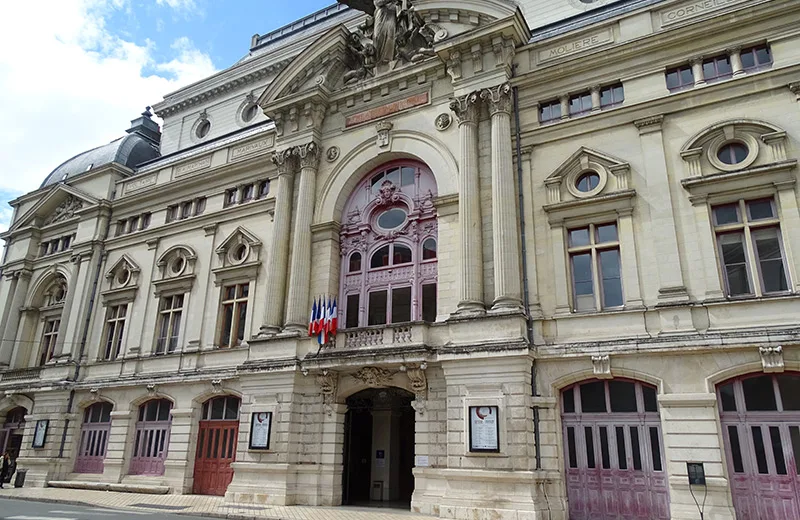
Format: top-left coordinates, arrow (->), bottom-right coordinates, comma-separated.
568,222 -> 624,312
712,198 -> 790,297
102,304 -> 127,360
155,294 -> 183,354
39,318 -> 60,366
218,283 -> 248,348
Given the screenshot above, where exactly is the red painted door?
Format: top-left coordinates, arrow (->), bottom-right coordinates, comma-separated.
192,420 -> 238,496
562,379 -> 669,520
719,374 -> 800,520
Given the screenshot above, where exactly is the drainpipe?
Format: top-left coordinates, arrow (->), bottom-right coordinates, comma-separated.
511,65 -> 541,471
58,197 -> 113,458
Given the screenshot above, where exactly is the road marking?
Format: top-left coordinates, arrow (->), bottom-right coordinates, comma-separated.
50,510 -> 152,516
8,516 -> 78,520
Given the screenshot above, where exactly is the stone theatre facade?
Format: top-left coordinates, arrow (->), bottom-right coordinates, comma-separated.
1,0 -> 800,518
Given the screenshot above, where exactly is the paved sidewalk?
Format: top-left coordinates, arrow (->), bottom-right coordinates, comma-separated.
0,487 -> 438,520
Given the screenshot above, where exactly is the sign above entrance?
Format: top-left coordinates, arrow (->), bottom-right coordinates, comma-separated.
345,92 -> 429,128
249,411 -> 272,450
468,406 -> 500,453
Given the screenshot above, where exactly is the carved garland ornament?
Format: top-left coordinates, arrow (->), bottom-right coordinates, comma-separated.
353,366 -> 394,388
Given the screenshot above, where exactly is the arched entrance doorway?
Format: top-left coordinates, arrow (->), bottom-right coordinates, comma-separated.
718,373 -> 800,519
75,401 -> 113,474
0,407 -> 26,459
193,396 -> 240,496
561,378 -> 669,520
343,388 -> 415,507
129,399 -> 172,476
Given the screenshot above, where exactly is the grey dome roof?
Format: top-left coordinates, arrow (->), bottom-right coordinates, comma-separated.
40,132 -> 160,188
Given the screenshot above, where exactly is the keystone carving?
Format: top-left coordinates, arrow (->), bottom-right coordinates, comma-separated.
401,362 -> 428,415
481,83 -> 513,116
211,379 -> 224,394
353,366 -> 394,388
591,355 -> 612,379
376,121 -> 393,148
89,388 -> 100,401
44,196 -> 84,225
146,383 -> 157,396
316,370 -> 339,416
760,346 -> 784,373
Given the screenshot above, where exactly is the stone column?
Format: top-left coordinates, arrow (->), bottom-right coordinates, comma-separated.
775,182 -> 800,292
590,85 -> 602,112
617,208 -> 644,308
53,253 -> 88,360
259,149 -> 297,335
691,196 -> 724,300
450,92 -> 485,314
729,46 -> 745,76
559,95 -> 569,120
0,270 -> 30,367
482,84 -> 523,311
284,142 -> 321,332
550,223 -> 572,315
691,56 -> 706,86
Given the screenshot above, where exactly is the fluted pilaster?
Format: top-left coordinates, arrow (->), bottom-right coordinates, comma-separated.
481,83 -> 523,311
259,148 -> 297,335
284,142 -> 321,332
450,92 -> 485,314
0,270 -> 30,366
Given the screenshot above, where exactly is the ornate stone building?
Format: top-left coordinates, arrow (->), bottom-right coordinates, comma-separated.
1,0 -> 799,518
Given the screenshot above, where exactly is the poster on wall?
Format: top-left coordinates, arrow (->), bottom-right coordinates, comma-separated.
249,412 -> 272,449
32,419 -> 49,448
469,406 -> 499,452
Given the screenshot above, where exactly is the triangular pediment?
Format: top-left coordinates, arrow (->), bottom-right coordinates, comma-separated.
544,147 -> 633,206
105,254 -> 141,291
9,184 -> 98,233
545,147 -> 629,183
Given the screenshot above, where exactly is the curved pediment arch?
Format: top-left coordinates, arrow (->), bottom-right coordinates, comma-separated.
681,119 -> 785,153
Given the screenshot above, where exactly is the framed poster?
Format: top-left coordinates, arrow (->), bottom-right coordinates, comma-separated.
32,419 -> 49,449
468,406 -> 499,453
249,411 -> 272,450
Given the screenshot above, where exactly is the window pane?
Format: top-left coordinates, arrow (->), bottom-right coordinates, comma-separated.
643,386 -> 658,412
717,57 -> 732,76
748,200 -> 774,220
630,427 -> 642,471
220,305 -> 233,346
719,233 -> 750,295
609,381 -> 637,412
777,375 -> 800,411
567,427 -> 577,468
236,301 -> 247,343
666,70 -> 679,90
599,427 -> 611,469
385,167 -> 400,186
741,49 -> 755,69
378,208 -> 407,230
680,67 -> 694,86
790,426 -> 800,475
769,426 -> 787,475
346,294 -> 360,329
714,204 -> 740,225
393,244 -> 412,264
756,46 -> 771,65
585,427 -> 596,468
225,398 -> 239,420
391,287 -> 412,323
616,426 -> 627,470
743,375 -> 777,411
211,398 -> 225,420
649,427 -> 663,471
596,224 -> 618,243
422,239 -> 437,260
367,291 -> 387,326
349,253 -> 362,272
157,401 -> 171,421
401,167 -> 415,186
146,401 -> 158,421
728,425 -> 744,473
702,61 -> 716,79
569,228 -> 590,247
371,245 -> 390,268
752,426 -> 769,474
422,284 -> 437,323
563,388 -> 575,413
580,381 -> 606,413
571,253 -> 594,311
752,228 -> 788,293
719,382 -> 737,412
599,249 -> 623,308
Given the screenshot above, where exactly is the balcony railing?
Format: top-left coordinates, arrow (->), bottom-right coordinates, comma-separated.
340,323 -> 427,350
1,366 -> 43,382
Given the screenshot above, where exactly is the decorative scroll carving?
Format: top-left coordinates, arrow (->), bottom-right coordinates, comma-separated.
294,141 -> 321,170
449,92 -> 480,125
760,346 -> 784,373
481,83 -> 512,116
316,370 -> 339,416
353,366 -> 393,388
376,180 -> 400,206
402,362 -> 428,414
44,196 -> 84,225
591,355 -> 612,379
271,148 -> 296,175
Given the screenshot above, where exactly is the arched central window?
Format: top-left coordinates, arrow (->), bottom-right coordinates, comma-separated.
339,161 -> 438,329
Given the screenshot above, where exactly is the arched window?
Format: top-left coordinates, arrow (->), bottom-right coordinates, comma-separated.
130,399 -> 172,476
561,379 -> 669,520
339,161 -> 438,329
75,402 -> 113,474
39,275 -> 68,366
194,396 -> 241,496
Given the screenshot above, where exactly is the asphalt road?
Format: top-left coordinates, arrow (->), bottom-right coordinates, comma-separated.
0,498 -> 211,520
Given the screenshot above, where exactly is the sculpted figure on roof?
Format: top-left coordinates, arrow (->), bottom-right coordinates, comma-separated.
339,0 -> 444,85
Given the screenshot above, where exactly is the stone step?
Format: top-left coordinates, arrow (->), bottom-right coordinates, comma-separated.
47,480 -> 170,494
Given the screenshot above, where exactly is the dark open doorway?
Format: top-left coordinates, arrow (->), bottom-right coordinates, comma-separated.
342,387 -> 415,508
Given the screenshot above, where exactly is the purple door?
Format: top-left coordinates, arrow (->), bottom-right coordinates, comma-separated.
718,374 -> 800,520
129,399 -> 172,476
74,402 -> 113,474
562,379 -> 669,520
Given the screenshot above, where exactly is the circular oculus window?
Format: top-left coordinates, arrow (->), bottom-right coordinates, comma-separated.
230,243 -> 248,264
196,119 -> 211,139
576,171 -> 600,193
717,142 -> 749,165
170,256 -> 186,276
377,208 -> 407,230
242,104 -> 259,123
117,266 -> 131,286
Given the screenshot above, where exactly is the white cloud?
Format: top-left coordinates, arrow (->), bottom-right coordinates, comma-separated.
156,0 -> 197,10
0,0 -> 217,231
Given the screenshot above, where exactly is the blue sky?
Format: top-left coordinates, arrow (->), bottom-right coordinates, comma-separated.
0,0 -> 333,232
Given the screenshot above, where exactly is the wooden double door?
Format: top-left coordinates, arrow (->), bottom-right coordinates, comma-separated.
192,420 -> 238,496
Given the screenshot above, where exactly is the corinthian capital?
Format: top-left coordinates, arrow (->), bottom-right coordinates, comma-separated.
449,91 -> 481,125
271,147 -> 297,175
481,83 -> 512,116
294,141 -> 321,170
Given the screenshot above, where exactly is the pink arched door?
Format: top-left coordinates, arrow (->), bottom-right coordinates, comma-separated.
74,402 -> 112,474
129,399 -> 172,476
718,373 -> 800,519
561,379 -> 669,520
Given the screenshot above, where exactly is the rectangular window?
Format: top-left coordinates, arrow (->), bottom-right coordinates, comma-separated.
421,283 -> 437,323
141,212 -> 151,230
155,295 -> 183,354
103,304 -> 127,361
194,197 -> 206,216
345,294 -> 360,329
180,201 -> 192,220
61,235 -> 72,250
568,222 -> 623,312
224,189 -> 237,207
391,287 -> 412,323
367,290 -> 387,326
258,180 -> 270,199
166,205 -> 177,223
666,64 -> 694,91
600,84 -> 624,108
39,318 -> 60,366
241,184 -> 254,202
703,54 -> 733,82
127,216 -> 139,234
539,99 -> 562,123
116,221 -> 126,237
569,91 -> 592,116
741,45 -> 772,70
218,283 -> 249,348
713,198 -> 789,297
